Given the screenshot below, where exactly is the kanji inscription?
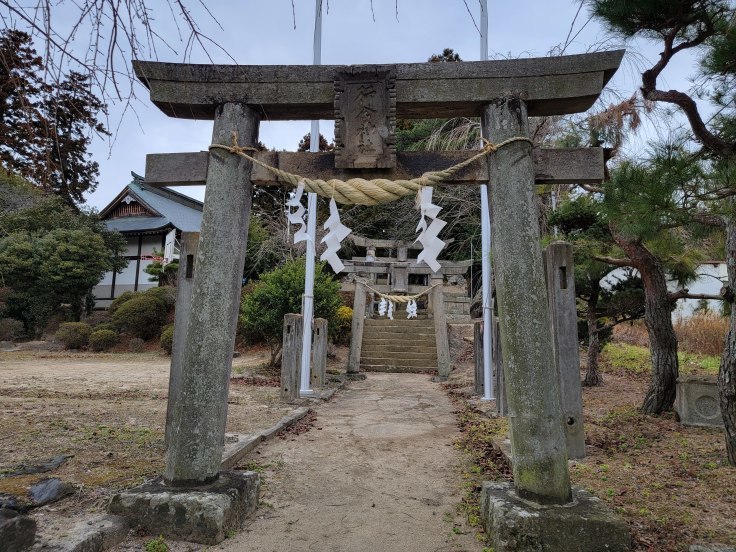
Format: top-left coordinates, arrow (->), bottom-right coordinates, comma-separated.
334,68 -> 396,169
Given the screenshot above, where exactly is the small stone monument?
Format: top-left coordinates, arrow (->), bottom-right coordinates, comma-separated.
676,375 -> 724,428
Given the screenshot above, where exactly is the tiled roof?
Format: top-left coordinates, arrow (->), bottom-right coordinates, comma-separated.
104,216 -> 171,233
101,174 -> 203,234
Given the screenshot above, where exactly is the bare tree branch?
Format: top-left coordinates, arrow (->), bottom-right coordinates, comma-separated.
668,289 -> 723,302
594,255 -> 633,267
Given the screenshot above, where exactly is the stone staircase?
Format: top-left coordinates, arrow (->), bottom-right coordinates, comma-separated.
360,318 -> 438,373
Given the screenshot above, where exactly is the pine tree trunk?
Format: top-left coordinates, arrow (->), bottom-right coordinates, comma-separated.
719,216 -> 736,466
583,288 -> 603,387
612,228 -> 679,414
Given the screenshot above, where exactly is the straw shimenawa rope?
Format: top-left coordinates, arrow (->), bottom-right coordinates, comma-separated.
359,280 -> 441,304
209,133 -> 533,206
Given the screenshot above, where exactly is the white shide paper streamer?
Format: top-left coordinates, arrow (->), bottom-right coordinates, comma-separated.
285,181 -> 311,244
414,187 -> 447,272
320,197 -> 351,273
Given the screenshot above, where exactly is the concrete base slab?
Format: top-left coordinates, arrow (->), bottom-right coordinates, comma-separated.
481,482 -> 630,552
0,508 -> 36,552
108,470 -> 259,545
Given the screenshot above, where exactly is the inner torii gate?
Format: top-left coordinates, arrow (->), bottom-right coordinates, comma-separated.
136,50 -> 622,517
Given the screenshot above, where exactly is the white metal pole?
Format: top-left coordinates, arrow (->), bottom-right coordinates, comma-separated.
300,0 -> 323,397
480,186 -> 494,401
480,0 -> 488,62
480,0 -> 494,401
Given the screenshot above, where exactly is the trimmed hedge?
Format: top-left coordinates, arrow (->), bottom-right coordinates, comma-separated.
92,322 -> 116,333
160,324 -> 174,355
108,291 -> 136,314
89,329 -> 118,351
0,317 -> 24,341
144,286 -> 176,309
55,322 -> 92,349
112,294 -> 168,339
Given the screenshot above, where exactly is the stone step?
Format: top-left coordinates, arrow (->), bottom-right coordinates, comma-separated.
360,364 -> 436,373
365,319 -> 434,327
360,344 -> 436,354
361,332 -> 436,340
357,357 -> 438,368
360,350 -> 438,361
361,331 -> 436,339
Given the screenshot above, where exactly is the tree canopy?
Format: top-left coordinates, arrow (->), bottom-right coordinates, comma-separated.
0,29 -> 108,205
0,172 -> 126,334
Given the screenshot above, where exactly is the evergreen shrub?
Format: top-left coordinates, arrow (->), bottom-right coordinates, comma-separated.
160,324 -> 175,355
0,317 -> 24,341
55,322 -> 92,349
112,294 -> 167,339
88,329 -> 118,351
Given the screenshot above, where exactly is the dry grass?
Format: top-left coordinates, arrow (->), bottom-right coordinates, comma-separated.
675,313 -> 728,356
613,313 -> 728,357
447,339 -> 735,551
613,321 -> 650,348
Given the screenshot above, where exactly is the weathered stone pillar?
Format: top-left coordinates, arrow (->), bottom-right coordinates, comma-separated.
164,103 -> 259,486
164,231 -> 199,449
474,320 -> 484,395
431,276 -> 451,379
281,314 -> 303,402
482,99 -> 571,504
312,318 -> 327,388
544,242 -> 586,459
348,281 -> 367,374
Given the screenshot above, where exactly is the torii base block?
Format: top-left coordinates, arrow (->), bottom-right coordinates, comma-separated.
109,470 -> 259,545
481,483 -> 631,552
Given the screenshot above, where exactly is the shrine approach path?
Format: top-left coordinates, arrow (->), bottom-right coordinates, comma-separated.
216,372 -> 480,552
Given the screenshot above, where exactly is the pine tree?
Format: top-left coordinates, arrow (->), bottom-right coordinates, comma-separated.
589,0 -> 736,463
550,195 -> 645,386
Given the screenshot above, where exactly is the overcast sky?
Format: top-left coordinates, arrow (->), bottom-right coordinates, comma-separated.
74,0 -> 703,210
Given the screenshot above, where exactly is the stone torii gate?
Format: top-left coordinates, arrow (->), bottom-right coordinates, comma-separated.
116,50 -> 630,549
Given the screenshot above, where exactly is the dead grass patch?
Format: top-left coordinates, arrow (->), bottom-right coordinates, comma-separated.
0,349 -> 295,515
613,313 -> 728,357
448,340 -> 735,551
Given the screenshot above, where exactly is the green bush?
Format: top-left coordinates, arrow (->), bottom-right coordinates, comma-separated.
128,337 -> 146,353
92,322 -> 116,333
160,324 -> 175,355
144,536 -> 168,552
88,329 -> 118,351
108,291 -> 136,314
333,305 -> 353,345
112,294 -> 167,339
55,322 -> 92,349
240,259 -> 341,364
0,317 -> 24,341
143,286 -> 177,309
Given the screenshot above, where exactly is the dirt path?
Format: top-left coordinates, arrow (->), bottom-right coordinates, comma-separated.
213,373 -> 480,552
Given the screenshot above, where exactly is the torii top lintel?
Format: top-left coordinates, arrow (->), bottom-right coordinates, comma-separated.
133,50 -> 624,121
